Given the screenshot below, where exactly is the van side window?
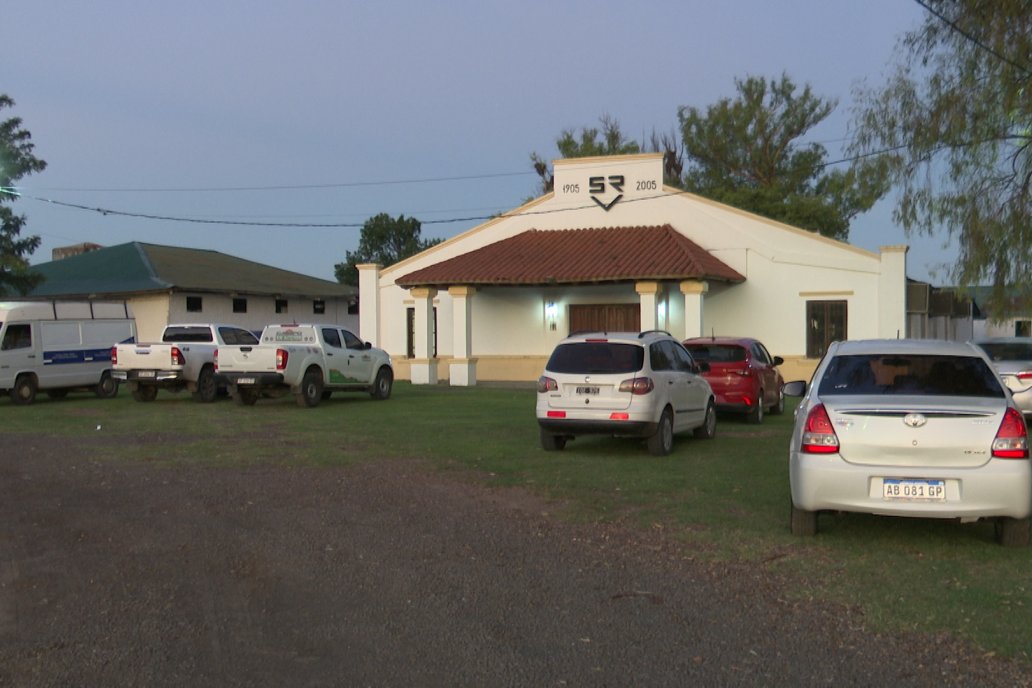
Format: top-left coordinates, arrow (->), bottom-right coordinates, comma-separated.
1,324 -> 31,351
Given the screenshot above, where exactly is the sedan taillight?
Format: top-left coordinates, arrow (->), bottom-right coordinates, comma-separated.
801,404 -> 839,454
992,408 -> 1029,459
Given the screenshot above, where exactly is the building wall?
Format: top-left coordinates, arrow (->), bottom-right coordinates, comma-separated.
373,154 -> 906,384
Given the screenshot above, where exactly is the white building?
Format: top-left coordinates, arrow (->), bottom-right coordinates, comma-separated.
360,154 -> 908,384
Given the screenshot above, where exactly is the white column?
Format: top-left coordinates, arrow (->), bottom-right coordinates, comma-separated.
680,280 -> 709,339
357,263 -> 381,346
636,281 -> 660,331
448,286 -> 477,386
878,245 -> 908,339
409,287 -> 438,385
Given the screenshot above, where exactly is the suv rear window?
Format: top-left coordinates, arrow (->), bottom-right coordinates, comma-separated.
817,354 -> 1005,397
685,344 -> 747,363
546,342 -> 644,374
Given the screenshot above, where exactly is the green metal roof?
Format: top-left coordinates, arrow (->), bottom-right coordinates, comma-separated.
28,242 -> 355,300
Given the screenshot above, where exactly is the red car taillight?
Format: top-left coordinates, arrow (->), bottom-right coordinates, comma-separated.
276,348 -> 288,370
171,346 -> 185,366
619,377 -> 654,395
537,376 -> 558,393
801,404 -> 839,454
992,408 -> 1029,459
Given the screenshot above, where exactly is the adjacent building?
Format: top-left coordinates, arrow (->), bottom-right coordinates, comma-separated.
28,242 -> 357,341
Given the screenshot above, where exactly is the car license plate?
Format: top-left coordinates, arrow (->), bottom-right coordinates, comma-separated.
237,377 -> 256,385
137,370 -> 156,378
576,386 -> 600,395
883,478 -> 946,501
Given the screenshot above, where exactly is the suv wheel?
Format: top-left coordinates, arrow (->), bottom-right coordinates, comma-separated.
647,408 -> 674,456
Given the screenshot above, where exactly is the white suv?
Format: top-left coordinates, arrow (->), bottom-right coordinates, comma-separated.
536,331 -> 716,456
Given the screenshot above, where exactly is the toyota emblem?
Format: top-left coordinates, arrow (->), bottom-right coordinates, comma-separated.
903,413 -> 927,428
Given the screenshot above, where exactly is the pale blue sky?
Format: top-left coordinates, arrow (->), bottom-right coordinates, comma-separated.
4,1 -> 954,283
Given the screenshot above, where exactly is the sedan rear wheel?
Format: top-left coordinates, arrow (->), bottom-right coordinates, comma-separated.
694,401 -> 717,440
995,516 -> 1031,547
770,387 -> 785,415
790,503 -> 818,536
748,392 -> 764,424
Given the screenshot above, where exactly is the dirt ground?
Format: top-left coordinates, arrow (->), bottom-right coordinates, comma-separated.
2,433 -> 1030,687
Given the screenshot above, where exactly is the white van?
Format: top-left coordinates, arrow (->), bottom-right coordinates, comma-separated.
0,301 -> 136,405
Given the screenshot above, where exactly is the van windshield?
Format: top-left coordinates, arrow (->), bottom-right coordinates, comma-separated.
817,354 -> 1004,398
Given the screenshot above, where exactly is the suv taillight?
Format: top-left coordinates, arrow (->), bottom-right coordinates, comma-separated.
992,408 -> 1029,459
619,377 -> 654,395
171,346 -> 185,366
537,376 -> 557,393
276,349 -> 288,370
801,404 -> 839,454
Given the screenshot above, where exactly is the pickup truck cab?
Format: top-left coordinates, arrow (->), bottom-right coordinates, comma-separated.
112,324 -> 259,402
215,324 -> 393,407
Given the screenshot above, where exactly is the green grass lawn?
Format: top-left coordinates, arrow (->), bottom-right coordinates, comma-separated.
5,381 -> 1031,660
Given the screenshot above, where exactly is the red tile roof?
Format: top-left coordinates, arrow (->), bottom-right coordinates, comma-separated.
395,225 -> 744,287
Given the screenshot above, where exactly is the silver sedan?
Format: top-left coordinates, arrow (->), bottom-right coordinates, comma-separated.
785,339 -> 1032,546
974,337 -> 1032,418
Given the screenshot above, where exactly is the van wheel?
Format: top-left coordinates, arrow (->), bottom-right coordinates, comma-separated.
996,517 -> 1031,547
95,371 -> 119,399
46,389 -> 70,400
370,367 -> 393,400
10,375 -> 37,405
192,366 -> 218,403
647,408 -> 674,456
297,368 -> 323,408
132,385 -> 158,402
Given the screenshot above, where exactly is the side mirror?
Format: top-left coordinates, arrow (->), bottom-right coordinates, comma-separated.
773,355 -> 784,366
783,380 -> 807,397
363,341 -> 372,350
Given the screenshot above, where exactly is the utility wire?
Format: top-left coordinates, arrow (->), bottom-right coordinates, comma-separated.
913,0 -> 1032,76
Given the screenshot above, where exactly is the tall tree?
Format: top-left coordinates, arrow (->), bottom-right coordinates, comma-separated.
678,74 -> 887,242
0,95 -> 46,296
531,114 -> 640,193
850,0 -> 1032,313
334,213 -> 441,287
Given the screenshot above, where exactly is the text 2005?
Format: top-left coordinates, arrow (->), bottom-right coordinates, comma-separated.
636,180 -> 657,191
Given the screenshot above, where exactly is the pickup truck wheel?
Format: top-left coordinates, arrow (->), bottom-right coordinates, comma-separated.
234,387 -> 260,406
11,375 -> 37,405
370,367 -> 393,400
132,385 -> 158,402
297,368 -> 323,408
192,366 -> 218,403
95,371 -> 119,399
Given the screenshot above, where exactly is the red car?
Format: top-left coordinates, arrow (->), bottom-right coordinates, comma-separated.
683,337 -> 785,424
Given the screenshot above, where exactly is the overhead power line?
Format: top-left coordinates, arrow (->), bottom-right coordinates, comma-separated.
913,0 -> 1032,76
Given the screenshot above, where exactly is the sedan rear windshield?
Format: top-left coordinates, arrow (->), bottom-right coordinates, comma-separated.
977,341 -> 1032,362
546,342 -> 644,374
685,344 -> 746,363
817,354 -> 1004,398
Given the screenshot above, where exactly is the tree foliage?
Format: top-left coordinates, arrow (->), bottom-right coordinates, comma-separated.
850,0 -> 1032,313
334,213 -> 442,286
531,114 -> 640,193
0,95 -> 46,296
678,74 -> 887,242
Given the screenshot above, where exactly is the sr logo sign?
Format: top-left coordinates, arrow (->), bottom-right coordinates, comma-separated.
589,175 -> 624,211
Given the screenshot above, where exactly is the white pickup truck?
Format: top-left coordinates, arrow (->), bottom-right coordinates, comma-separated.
215,324 -> 393,407
112,324 -> 259,403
